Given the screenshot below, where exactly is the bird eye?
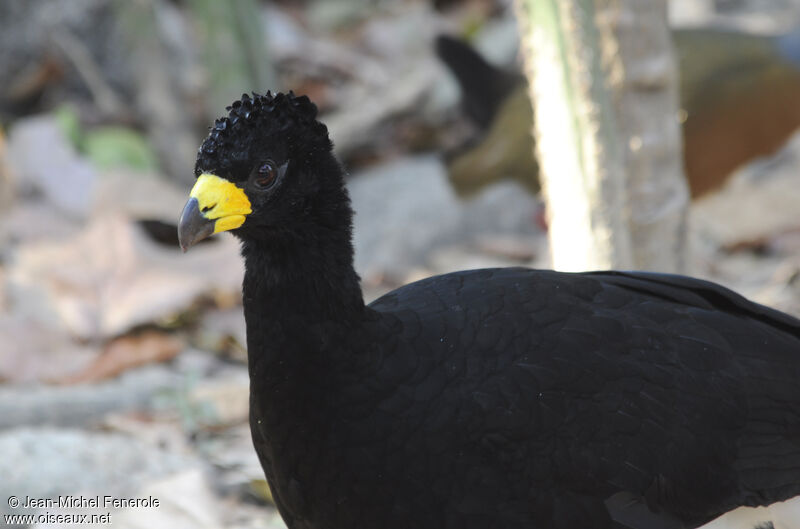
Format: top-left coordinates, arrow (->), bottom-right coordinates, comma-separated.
255,161 -> 277,189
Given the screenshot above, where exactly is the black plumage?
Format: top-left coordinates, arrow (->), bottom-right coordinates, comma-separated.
179,92 -> 800,529
435,35 -> 523,130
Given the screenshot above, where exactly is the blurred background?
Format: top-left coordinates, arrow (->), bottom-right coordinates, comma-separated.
2,0 -> 800,527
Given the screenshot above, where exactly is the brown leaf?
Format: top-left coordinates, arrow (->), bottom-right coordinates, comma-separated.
7,213 -> 244,340
52,331 -> 183,385
0,314 -> 96,383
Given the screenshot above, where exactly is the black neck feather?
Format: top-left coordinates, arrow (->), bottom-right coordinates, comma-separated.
239,185 -> 365,375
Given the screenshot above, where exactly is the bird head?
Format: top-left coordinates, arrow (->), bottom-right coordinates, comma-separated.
178,91 -> 338,251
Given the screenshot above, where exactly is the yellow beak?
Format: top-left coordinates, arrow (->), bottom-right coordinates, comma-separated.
177,173 -> 252,251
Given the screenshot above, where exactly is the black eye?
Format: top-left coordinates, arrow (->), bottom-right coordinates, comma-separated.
255,161 -> 277,188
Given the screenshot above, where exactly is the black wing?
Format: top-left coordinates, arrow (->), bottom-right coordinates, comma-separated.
369,268 -> 800,528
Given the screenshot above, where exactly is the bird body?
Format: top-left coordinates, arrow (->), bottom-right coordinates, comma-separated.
439,27 -> 800,198
245,262 -> 800,529
179,92 -> 800,528
678,28 -> 800,196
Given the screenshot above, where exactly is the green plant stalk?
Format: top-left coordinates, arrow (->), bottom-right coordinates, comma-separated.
515,0 -> 633,271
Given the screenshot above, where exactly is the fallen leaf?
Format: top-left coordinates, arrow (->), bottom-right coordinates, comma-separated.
83,126 -> 158,172
249,478 -> 275,505
1,198 -> 82,245
7,115 -> 96,218
92,168 -> 191,219
53,331 -> 183,385
0,314 -> 96,383
6,213 -> 244,340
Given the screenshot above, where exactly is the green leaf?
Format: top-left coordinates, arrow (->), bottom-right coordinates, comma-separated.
54,105 -> 83,149
249,479 -> 275,505
83,127 -> 158,172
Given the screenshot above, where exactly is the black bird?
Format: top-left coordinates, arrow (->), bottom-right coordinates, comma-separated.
178,91 -> 800,529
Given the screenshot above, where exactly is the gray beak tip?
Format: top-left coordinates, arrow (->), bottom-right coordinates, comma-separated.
178,197 -> 215,252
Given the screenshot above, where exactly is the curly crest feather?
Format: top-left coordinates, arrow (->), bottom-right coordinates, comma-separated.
195,91 -> 330,177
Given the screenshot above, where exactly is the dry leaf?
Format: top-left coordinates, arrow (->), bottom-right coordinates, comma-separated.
52,331 -> 183,385
7,115 -> 96,218
7,213 -> 243,340
249,478 -> 276,505
92,170 -> 190,220
0,314 -> 96,383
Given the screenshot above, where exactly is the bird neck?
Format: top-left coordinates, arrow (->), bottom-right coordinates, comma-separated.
239,194 -> 365,372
